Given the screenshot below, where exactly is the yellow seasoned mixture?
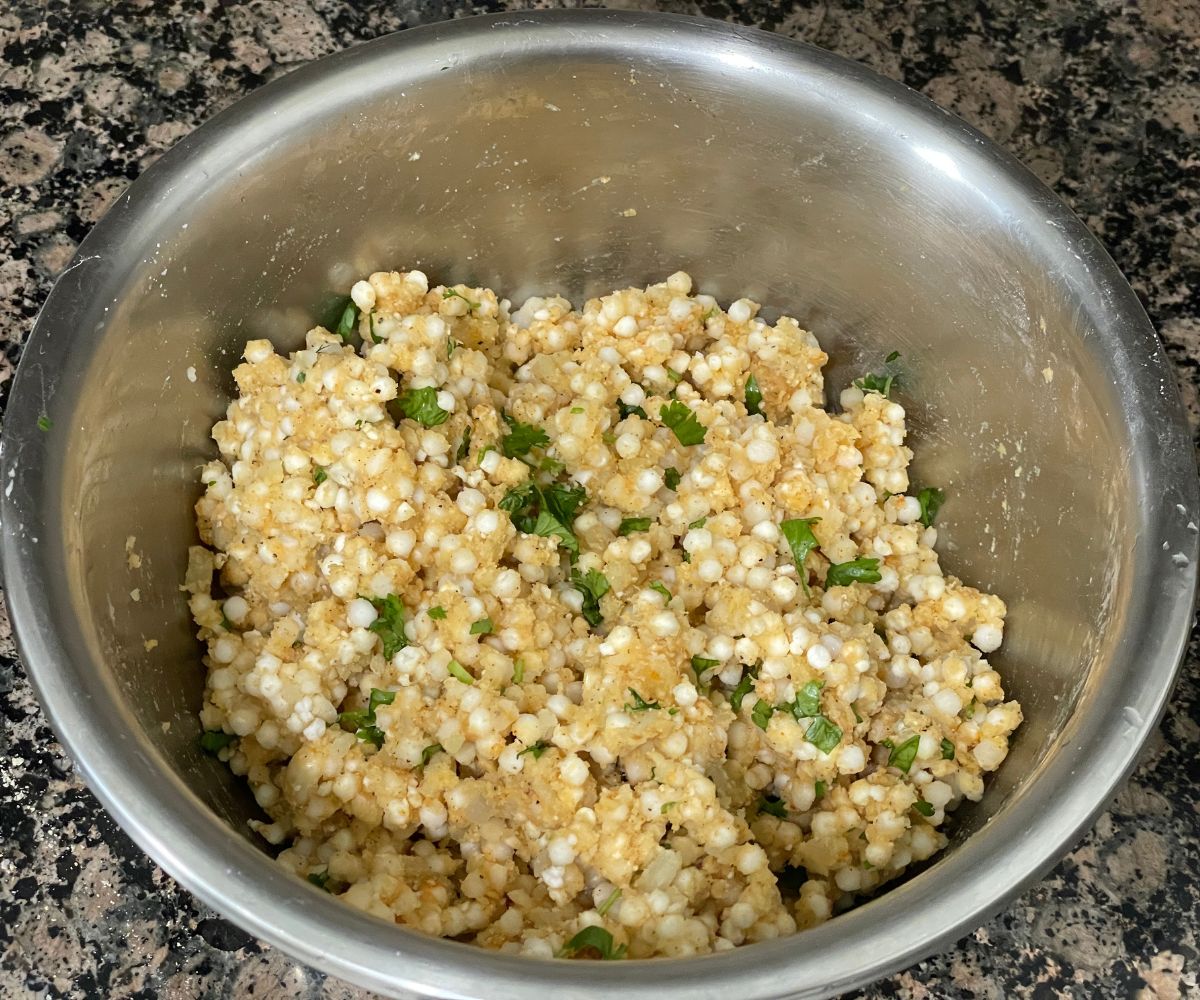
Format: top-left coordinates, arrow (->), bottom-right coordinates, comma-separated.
186,270 -> 1022,959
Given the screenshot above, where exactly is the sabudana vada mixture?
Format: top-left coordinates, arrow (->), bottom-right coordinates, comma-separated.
186,269 -> 1022,959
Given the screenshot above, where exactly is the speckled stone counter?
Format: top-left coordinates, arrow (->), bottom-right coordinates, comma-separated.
1,2 -> 1197,997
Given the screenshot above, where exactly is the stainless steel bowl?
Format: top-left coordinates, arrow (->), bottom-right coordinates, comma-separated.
2,10 -> 1196,999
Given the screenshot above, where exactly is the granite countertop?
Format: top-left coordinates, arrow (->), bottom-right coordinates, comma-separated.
1,1 -> 1197,997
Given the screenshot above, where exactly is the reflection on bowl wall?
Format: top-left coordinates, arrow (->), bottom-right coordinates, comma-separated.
1,10 -> 1195,1000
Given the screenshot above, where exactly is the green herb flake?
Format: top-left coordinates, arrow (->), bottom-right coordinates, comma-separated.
499,480 -> 586,558
825,557 -> 882,588
307,871 -> 332,891
199,730 -> 235,754
392,386 -> 450,427
512,659 -> 525,684
558,926 -> 626,961
597,888 -> 621,917
852,703 -> 864,724
37,413 -> 52,432
428,606 -> 447,620
313,466 -> 328,485
691,655 -> 720,687
853,353 -> 900,397
687,517 -> 707,530
501,414 -> 551,458
745,374 -> 764,416
729,667 -> 758,713
296,371 -> 307,384
964,698 -> 977,719
814,780 -> 827,800
660,800 -> 679,814
617,399 -> 648,420
420,743 -> 443,767
469,617 -> 494,636
570,406 -> 585,414
618,517 -> 652,536
913,799 -> 935,817
758,796 -> 787,819
625,688 -> 660,712
788,679 -> 825,719
367,594 -> 408,659
335,301 -> 360,340
649,581 -> 672,602
518,739 -> 551,759
940,738 -> 955,760
780,517 -> 821,595
664,467 -> 681,491
456,425 -> 473,464
446,660 -> 474,685
917,486 -> 946,528
442,287 -> 479,310
368,689 -> 395,716
447,336 -> 459,358
805,716 -> 843,754
571,568 -> 611,628
888,733 -> 921,773
751,698 -> 775,731
219,613 -> 235,632
659,400 -> 707,446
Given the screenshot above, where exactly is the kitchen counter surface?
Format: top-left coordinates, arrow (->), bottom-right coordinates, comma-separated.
1,2 -> 1197,997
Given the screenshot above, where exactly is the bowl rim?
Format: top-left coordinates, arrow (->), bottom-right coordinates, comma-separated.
2,9 -> 1197,999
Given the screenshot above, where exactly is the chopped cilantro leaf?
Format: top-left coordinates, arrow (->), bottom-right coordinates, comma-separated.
313,466 -> 328,485
420,743 -> 443,767
805,716 -> 843,754
307,871 -> 332,890
687,517 -> 707,529
617,399 -> 648,420
501,414 -> 550,458
518,740 -> 551,759
570,406 -> 585,414
367,594 -> 408,658
913,799 -> 935,817
199,730 -> 235,754
745,374 -> 763,416
940,738 -> 955,760
690,655 -> 719,687
512,659 -> 525,684
729,666 -> 758,713
625,688 -> 660,712
571,568 -> 611,628
814,780 -> 827,800
296,372 -> 307,384
37,414 -> 52,432
825,557 -> 882,588
618,517 -> 652,536
666,368 -> 683,384
659,400 -> 707,446
469,617 -> 493,635
787,679 -> 825,719
367,688 -> 395,716
780,518 -> 821,595
559,926 -> 626,961
334,300 -> 359,340
664,467 -> 681,491
758,796 -> 787,818
391,386 -> 450,427
649,581 -> 672,601
917,486 -> 946,528
888,734 -> 921,773
428,606 -> 447,620
442,287 -> 479,309
456,425 -> 472,464
751,698 -> 775,731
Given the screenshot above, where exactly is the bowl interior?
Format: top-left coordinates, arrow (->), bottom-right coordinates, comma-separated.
6,12 -> 1196,999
